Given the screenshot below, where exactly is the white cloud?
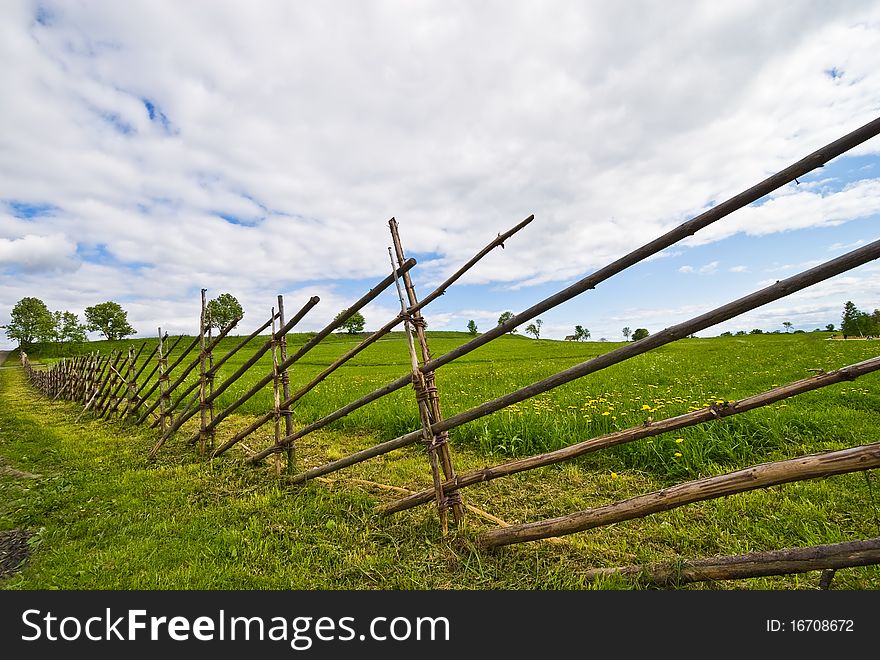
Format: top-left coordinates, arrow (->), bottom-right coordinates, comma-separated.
0,233 -> 77,271
3,1 -> 880,348
678,261 -> 719,274
729,265 -> 749,272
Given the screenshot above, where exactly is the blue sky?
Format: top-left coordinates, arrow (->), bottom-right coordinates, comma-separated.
2,1 -> 880,348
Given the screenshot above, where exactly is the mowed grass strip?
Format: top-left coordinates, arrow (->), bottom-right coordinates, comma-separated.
4,333 -> 880,589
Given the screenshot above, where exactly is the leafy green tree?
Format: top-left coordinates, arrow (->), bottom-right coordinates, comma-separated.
825,324 -> 835,332
735,330 -> 747,336
720,331 -> 733,337
782,321 -> 793,333
840,301 -> 879,337
497,311 -> 517,334
206,293 -> 244,330
4,297 -> 55,347
524,318 -> 543,339
84,301 -> 136,340
467,319 -> 478,335
574,325 -> 590,341
841,301 -> 861,336
631,328 -> 649,341
335,310 -> 366,334
622,327 -> 631,341
56,311 -> 87,345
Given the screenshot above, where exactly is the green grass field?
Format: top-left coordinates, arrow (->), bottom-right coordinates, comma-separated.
2,330 -> 879,589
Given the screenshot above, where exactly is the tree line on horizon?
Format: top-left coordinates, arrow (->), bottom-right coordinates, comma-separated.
478,300 -> 877,342
2,293 -> 244,349
5,296 -> 876,350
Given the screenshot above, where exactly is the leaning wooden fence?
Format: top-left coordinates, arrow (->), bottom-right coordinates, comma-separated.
19,114 -> 880,586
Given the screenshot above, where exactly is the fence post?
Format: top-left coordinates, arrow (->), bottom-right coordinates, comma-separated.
389,248 -> 450,536
158,328 -> 169,435
198,289 -> 210,455
125,346 -> 136,417
271,307 -> 283,476
389,218 -> 465,526
206,317 -> 216,451
277,295 -> 295,474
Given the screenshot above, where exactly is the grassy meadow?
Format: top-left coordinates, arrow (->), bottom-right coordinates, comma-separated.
2,329 -> 879,589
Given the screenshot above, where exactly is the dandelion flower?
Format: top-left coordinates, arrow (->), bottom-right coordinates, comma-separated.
611,472 -> 619,479
675,438 -> 684,443
602,411 -> 610,416
674,451 -> 682,457
641,404 -> 651,410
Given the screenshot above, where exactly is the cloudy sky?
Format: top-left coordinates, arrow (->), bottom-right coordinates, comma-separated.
2,0 -> 880,348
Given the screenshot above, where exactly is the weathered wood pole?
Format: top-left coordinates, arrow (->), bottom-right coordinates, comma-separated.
75,353 -> 112,423
389,217 -> 465,526
277,239 -> 880,480
103,342 -> 148,418
95,351 -> 126,416
157,328 -> 169,435
582,537 -> 880,587
124,345 -> 136,417
382,355 -> 880,514
80,352 -> 96,405
478,443 -> 880,548
131,333 -> 183,410
207,320 -> 216,449
270,307 -> 283,476
130,333 -> 200,417
277,295 -> 295,474
389,247 -> 449,535
198,289 -> 210,455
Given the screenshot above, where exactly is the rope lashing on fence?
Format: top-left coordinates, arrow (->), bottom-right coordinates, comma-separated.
381,354 -> 880,515
252,116 -> 880,457
277,238 -> 880,483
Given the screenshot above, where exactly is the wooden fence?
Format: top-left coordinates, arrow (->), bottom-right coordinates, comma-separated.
19,115 -> 880,587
